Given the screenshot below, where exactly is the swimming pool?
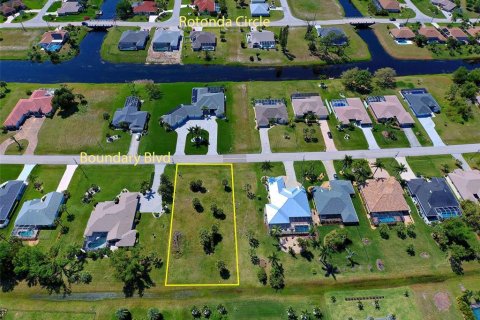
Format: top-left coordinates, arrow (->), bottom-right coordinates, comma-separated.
18,229 -> 35,238
294,225 -> 309,233
85,234 -> 108,250
473,306 -> 480,320
376,216 -> 397,224
46,43 -> 63,52
331,99 -> 348,107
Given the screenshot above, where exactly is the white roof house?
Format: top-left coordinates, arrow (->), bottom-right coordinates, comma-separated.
265,177 -> 311,230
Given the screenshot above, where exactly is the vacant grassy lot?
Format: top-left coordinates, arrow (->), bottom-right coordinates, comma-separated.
287,0 -> 344,20
5,310 -> 95,320
269,122 -> 326,152
0,164 -> 23,182
293,160 -> 327,188
371,123 -> 410,148
100,27 -> 153,63
326,287 -> 422,320
0,29 -> 46,60
464,152 -> 480,170
166,165 -> 238,285
406,155 -> 459,178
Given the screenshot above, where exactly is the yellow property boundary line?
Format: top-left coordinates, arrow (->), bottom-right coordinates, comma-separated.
164,163 -> 240,287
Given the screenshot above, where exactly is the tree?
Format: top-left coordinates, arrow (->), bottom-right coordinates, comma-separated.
116,0 -> 133,19
192,198 -> 203,212
52,85 -> 79,113
379,224 -> 389,239
453,66 -> 469,84
257,267 -> 267,285
372,159 -> 385,175
312,307 -> 323,319
279,25 -> 290,52
159,174 -> 174,204
0,239 -> 22,292
345,248 -> 356,267
145,83 -> 162,100
324,229 -> 348,251
406,244 -> 415,256
341,68 -> 373,94
191,306 -> 201,318
115,308 -> 132,320
261,161 -> 274,173
394,163 -> 407,177
287,306 -> 296,320
342,155 -> 353,170
374,67 -> 397,89
460,200 -> 480,233
147,308 -> 162,320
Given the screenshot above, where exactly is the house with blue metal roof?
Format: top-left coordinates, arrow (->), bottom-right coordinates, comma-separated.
250,2 -> 270,16
311,180 -> 359,225
264,176 -> 312,232
112,96 -> 149,133
406,177 -> 461,224
0,180 -> 26,228
118,30 -> 150,51
400,88 -> 441,117
14,191 -> 64,228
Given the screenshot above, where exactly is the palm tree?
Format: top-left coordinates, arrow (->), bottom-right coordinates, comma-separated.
346,248 -> 356,267
394,163 -> 407,177
267,252 -> 280,267
342,155 -> 353,170
318,245 -> 331,265
372,159 -> 385,175
261,161 -> 274,173
10,136 -> 23,151
270,225 -> 282,238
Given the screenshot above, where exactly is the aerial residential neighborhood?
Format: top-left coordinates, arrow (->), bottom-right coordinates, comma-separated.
0,0 -> 480,318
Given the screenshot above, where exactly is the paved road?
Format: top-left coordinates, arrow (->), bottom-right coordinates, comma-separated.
2,143 -> 479,165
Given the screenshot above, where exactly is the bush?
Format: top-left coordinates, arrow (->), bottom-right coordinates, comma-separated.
379,224 -> 389,239
257,267 -> 267,285
115,308 -> 132,320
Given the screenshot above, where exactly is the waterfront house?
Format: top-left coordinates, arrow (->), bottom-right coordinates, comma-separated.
253,99 -> 288,128
83,192 -> 139,251
265,176 -> 312,232
407,177 -> 461,223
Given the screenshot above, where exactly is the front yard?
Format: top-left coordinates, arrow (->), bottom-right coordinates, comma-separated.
371,123 -> 411,148
0,164 -> 24,182
287,0 -> 344,20
406,155 -> 459,177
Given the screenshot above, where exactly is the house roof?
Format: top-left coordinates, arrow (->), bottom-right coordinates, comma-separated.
265,177 -> 311,225
248,30 -> 275,43
112,96 -> 148,131
153,29 -> 182,46
250,3 -> 269,15
190,31 -> 216,49
3,89 -> 54,127
0,180 -> 25,222
315,27 -> 348,45
312,180 -> 358,223
291,93 -> 328,118
332,98 -> 372,125
401,88 -> 441,116
467,27 -> 480,37
432,0 -> 456,10
39,30 -> 69,45
0,0 -> 24,16
254,99 -> 288,127
418,27 -> 446,41
448,169 -> 480,202
360,177 -> 409,213
84,192 -> 139,247
194,0 -> 216,12
447,27 -> 468,40
407,178 -> 460,217
378,0 -> 400,10
390,27 -> 415,39
119,30 -> 149,46
57,1 -> 82,14
14,192 -> 64,227
367,95 -> 415,125
132,0 -> 157,13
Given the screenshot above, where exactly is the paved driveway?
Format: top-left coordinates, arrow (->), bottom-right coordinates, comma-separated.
56,165 -> 78,192
17,164 -> 36,181
0,117 -> 45,155
396,157 -> 417,180
174,117 -> 218,156
360,127 -> 380,150
139,163 -> 165,214
322,160 -> 336,180
259,128 -> 272,154
417,117 -> 445,146
319,120 -> 336,151
128,135 -> 140,156
283,161 -> 298,187
402,128 -> 421,147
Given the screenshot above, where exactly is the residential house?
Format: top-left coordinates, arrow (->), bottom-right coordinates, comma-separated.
190,31 -> 216,51
0,180 -> 26,228
112,96 -> 149,133
467,27 -> 480,40
265,176 -> 312,232
83,192 -> 140,251
13,191 -> 64,228
132,0 -> 158,15
57,1 -> 83,15
373,0 -> 400,12
418,27 -> 447,43
315,26 -> 348,45
3,89 -> 54,130
246,30 -> 276,49
366,95 -> 415,127
253,99 -> 288,128
38,30 -> 69,52
447,169 -> 480,202
0,0 -> 25,16
161,87 -> 225,128
311,180 -> 359,225
291,93 -> 329,120
194,0 -> 218,14
359,177 -> 410,225
152,29 -> 182,51
431,0 -> 456,12
400,88 -> 441,117
446,27 -> 469,43
407,177 -> 461,223
117,30 -> 149,51
250,1 -> 270,17
331,97 -> 372,127
390,27 -> 415,41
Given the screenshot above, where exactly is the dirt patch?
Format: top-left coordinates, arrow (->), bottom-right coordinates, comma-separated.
376,259 -> 385,271
259,258 -> 267,268
362,238 -> 371,245
146,29 -> 183,64
420,252 -> 430,259
433,292 -> 451,311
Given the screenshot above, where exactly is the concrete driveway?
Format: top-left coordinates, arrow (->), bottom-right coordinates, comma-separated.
417,117 -> 445,147
322,160 -> 336,180
56,165 -> 78,192
319,120 -> 336,151
396,157 -> 417,180
360,127 -> 380,150
259,128 -> 272,154
174,117 -> 218,156
139,163 -> 165,214
128,134 -> 141,156
283,161 -> 298,187
17,164 -> 36,181
402,128 -> 421,147
0,117 -> 45,155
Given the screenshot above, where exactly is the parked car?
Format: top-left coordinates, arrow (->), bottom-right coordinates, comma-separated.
327,131 -> 333,139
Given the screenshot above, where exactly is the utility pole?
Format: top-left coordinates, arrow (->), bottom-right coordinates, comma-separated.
73,158 -> 88,180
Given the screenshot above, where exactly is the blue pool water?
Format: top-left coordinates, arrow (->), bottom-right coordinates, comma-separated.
377,216 -> 396,223
86,236 -> 107,250
18,230 -> 35,238
46,44 -> 63,52
294,225 -> 309,233
473,306 -> 480,320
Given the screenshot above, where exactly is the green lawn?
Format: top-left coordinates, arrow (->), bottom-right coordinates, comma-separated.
406,155 -> 459,178
184,130 -> 209,155
4,139 -> 28,155
411,0 -> 445,18
327,118 -> 369,150
5,311 -> 95,320
46,1 -> 62,12
376,157 -> 401,177
44,0 -> 103,22
100,27 -> 153,63
0,29 -> 46,60
351,0 -> 416,18
464,152 -> 480,170
166,165 -> 238,285
23,0 -> 48,9
293,160 -> 328,188
371,123 -> 411,148
12,12 -> 37,23
0,164 -> 24,183
287,0 -> 344,20
269,122 -> 326,153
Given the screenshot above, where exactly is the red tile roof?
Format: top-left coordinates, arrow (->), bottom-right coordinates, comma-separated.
447,27 -> 468,40
467,27 -> 480,37
194,0 -> 216,12
418,27 -> 446,42
133,0 -> 158,14
390,27 -> 415,39
39,30 -> 69,45
378,0 -> 400,11
3,90 -> 53,128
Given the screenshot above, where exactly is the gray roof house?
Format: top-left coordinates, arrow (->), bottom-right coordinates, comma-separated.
447,169 -> 480,202
254,99 -> 288,128
112,96 -> 149,133
400,88 -> 441,117
83,192 -> 139,251
250,2 -> 270,16
118,30 -> 149,51
190,31 -> 216,51
247,30 -> 275,49
315,27 -> 348,45
57,1 -> 83,15
14,191 -> 64,227
312,180 -> 358,225
0,180 -> 26,228
161,87 -> 225,128
152,29 -> 182,52
407,177 -> 461,223
291,93 -> 329,120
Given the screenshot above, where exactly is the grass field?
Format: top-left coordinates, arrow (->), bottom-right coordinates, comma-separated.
4,139 -> 28,155
0,29 -> 46,60
411,0 -> 445,18
287,0 -> 344,20
406,155 -> 459,177
371,123 -> 411,148
293,160 -> 328,188
166,165 -> 238,285
184,130 -> 209,155
4,310 -> 95,320
0,164 -> 23,183
351,0 -> 415,18
100,27 -> 153,63
464,152 -> 480,170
